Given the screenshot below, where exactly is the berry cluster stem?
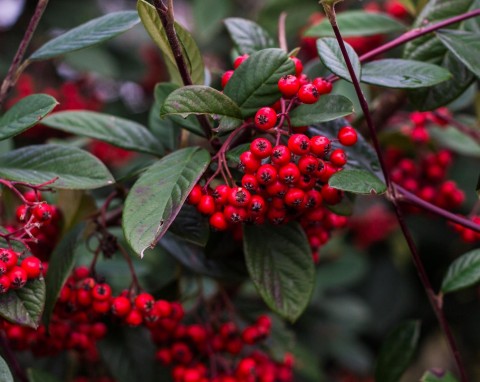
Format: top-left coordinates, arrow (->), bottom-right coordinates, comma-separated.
322,4 -> 469,381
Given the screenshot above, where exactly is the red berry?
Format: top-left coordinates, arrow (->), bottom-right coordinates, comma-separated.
256,164 -> 277,186
312,77 -> 332,95
233,54 -> 249,69
265,180 -> 288,198
20,256 -> 42,279
92,300 -> 110,314
242,326 -> 260,345
221,70 -> 234,88
290,56 -> 303,75
32,203 -> 53,222
239,151 -> 261,173
209,212 -> 228,231
330,149 -> 347,167
213,184 -> 230,205
0,249 -> 18,270
197,195 -> 216,216
278,74 -> 300,98
242,174 -> 259,193
224,205 -> 247,224
8,266 -> 27,289
284,188 -> 306,208
125,308 -> 143,326
338,126 -> 357,146
0,275 -> 10,293
310,135 -> 331,157
135,292 -> 155,313
112,296 -> 132,316
321,185 -> 342,205
254,107 -> 277,130
305,189 -> 323,208
92,283 -> 112,301
16,204 -> 29,222
297,83 -> 319,104
154,300 -> 172,318
248,195 -> 267,215
228,187 -> 251,207
278,163 -> 301,185
250,138 -> 273,159
187,184 -> 203,205
271,145 -> 291,166
298,155 -> 319,175
23,190 -> 41,202
288,134 -> 310,155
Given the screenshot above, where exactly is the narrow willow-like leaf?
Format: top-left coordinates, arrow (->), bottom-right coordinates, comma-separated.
0,144 -> 115,189
437,29 -> 480,78
42,111 -> 163,155
123,147 -> 210,257
161,85 -> 242,119
317,38 -> 361,83
224,18 -> 276,54
361,59 -> 451,88
375,321 -> 421,382
44,223 -> 85,326
0,94 -> 58,140
243,222 -> 314,322
30,11 -> 140,61
329,169 -> 387,195
224,49 -> 294,117
137,0 -> 204,85
441,249 -> 480,293
0,278 -> 45,329
289,95 -> 354,126
305,11 -> 406,37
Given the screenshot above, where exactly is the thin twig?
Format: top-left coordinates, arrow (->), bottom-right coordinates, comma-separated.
278,12 -> 288,52
0,0 -> 49,109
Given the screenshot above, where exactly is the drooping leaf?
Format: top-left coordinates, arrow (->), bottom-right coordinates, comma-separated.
0,356 -> 13,382
0,94 -> 58,141
305,11 -> 406,37
437,29 -> 480,78
317,38 -> 361,83
429,126 -> 480,157
123,147 -> 210,257
27,369 -> 61,382
375,321 -> 421,382
243,222 -> 314,322
289,95 -> 354,126
149,83 -> 181,149
224,18 -> 276,54
421,370 -> 459,382
137,0 -> 204,85
44,223 -> 85,326
441,249 -> 480,293
224,48 -> 295,117
30,11 -> 140,61
329,169 -> 387,195
169,204 -> 209,247
361,59 -> 451,88
161,85 -> 242,121
0,278 -> 45,329
42,111 -> 163,156
0,144 -> 115,189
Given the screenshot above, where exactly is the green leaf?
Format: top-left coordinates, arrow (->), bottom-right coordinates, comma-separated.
243,222 -> 314,322
429,126 -> 480,157
44,223 -> 85,326
329,169 -> 387,195
289,95 -> 354,126
42,111 -> 163,156
375,321 -> 421,382
317,38 -> 361,83
123,147 -> 210,257
476,174 -> 480,198
226,143 -> 251,166
137,0 -> 204,85
0,278 -> 45,329
169,204 -> 209,247
437,29 -> 480,78
0,144 -> 114,189
361,59 -> 451,88
30,11 -> 140,61
421,370 -> 458,382
441,249 -> 480,293
224,48 -> 295,117
193,0 -> 231,41
27,369 -> 61,382
0,356 -> 13,382
161,85 -> 242,120
0,94 -> 58,141
224,18 -> 276,54
305,11 -> 406,37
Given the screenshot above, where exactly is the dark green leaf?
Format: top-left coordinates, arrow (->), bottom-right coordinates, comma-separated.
305,11 -> 406,37
193,0 -> 231,41
224,18 -> 276,54
57,190 -> 97,232
437,29 -> 480,78
226,143 -> 250,166
27,369 -> 61,382
429,126 -> 480,157
375,321 -> 421,382
224,48 -> 295,117
421,370 -> 458,382
0,94 -> 58,140
44,223 -> 85,326
30,11 -> 140,61
123,147 -> 210,257
0,356 -> 13,382
169,204 -> 209,247
137,0 -> 204,85
243,222 -> 314,322
362,59 -> 451,88
0,144 -> 115,189
329,169 -> 387,195
317,38 -> 360,83
289,95 -> 354,126
0,278 -> 45,329
161,85 -> 242,120
42,111 -> 163,156
441,249 -> 480,293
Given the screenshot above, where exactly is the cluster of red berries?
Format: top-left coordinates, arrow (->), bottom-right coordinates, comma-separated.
405,108 -> 450,144
0,248 -> 42,294
451,216 -> 480,243
152,315 -> 293,382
